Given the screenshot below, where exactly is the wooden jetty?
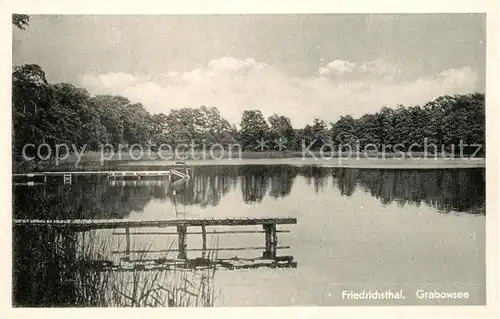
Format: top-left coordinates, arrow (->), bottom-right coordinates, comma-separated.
12,182 -> 40,186
14,217 -> 297,261
13,217 -> 297,228
104,255 -> 297,272
12,168 -> 190,184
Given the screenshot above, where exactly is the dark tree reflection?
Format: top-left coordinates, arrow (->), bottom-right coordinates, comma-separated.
300,166 -> 328,193
239,166 -> 271,203
332,168 -> 358,197
268,165 -> 297,198
13,167 -> 485,219
13,176 -> 166,220
167,166 -> 238,207
332,168 -> 485,214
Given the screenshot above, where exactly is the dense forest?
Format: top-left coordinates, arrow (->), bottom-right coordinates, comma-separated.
12,15 -> 485,162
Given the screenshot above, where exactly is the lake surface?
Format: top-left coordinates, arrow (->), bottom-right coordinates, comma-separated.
12,165 -> 486,306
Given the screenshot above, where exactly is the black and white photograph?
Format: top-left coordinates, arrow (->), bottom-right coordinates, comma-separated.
6,1 -> 498,314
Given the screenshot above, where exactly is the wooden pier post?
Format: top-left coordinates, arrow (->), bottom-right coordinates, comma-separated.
125,227 -> 131,257
82,231 -> 86,255
62,230 -> 77,263
272,224 -> 277,258
263,224 -> 277,259
201,225 -> 207,258
177,225 -> 187,259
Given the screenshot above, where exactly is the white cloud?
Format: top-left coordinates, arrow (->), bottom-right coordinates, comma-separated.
93,72 -> 137,90
208,57 -> 266,72
317,58 -> 401,80
317,59 -> 356,76
79,57 -> 480,127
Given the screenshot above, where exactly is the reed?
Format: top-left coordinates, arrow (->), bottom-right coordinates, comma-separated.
13,226 -> 221,307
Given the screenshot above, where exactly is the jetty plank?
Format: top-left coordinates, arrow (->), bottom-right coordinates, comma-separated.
13,170 -> 172,177
13,169 -> 190,179
13,217 -> 297,230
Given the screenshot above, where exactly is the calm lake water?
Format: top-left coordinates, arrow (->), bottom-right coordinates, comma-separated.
13,165 -> 486,306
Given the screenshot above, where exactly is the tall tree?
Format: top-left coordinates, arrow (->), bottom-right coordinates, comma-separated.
91,95 -> 127,147
239,110 -> 270,151
12,64 -> 53,159
355,113 -> 380,148
330,115 -> 357,149
268,114 -> 296,150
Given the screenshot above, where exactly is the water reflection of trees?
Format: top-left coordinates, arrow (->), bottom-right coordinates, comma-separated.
167,166 -> 297,205
332,168 -> 485,214
332,168 -> 358,197
240,166 -> 270,203
168,166 -> 239,207
13,167 -> 485,219
13,176 -> 168,220
268,166 -> 297,199
301,166 -> 328,193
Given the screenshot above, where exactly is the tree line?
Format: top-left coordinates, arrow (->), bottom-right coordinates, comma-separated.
12,15 -> 485,159
237,92 -> 484,155
12,62 -> 485,159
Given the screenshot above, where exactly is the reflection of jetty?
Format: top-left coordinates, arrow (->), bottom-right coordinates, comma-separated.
107,255 -> 297,272
12,168 -> 190,184
15,217 -> 297,266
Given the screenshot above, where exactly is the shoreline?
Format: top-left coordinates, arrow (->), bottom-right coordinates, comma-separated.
14,157 -> 486,172
120,157 -> 485,169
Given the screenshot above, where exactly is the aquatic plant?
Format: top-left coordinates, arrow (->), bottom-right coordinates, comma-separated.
12,226 -> 221,307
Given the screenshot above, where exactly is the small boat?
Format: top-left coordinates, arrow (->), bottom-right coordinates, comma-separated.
172,160 -> 186,166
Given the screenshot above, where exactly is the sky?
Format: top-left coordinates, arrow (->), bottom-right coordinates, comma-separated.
12,14 -> 486,127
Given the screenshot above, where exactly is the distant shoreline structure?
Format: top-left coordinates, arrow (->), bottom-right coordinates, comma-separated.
12,156 -> 485,174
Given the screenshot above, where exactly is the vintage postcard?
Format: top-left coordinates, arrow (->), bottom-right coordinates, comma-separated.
3,0 -> 499,318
